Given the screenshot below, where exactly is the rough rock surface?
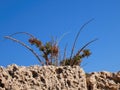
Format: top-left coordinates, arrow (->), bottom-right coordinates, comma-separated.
0,64 -> 120,90
86,71 -> 120,90
0,64 -> 87,90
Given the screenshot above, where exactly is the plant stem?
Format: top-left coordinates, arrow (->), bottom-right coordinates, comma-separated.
75,38 -> 98,57
69,19 -> 94,61
4,36 -> 44,66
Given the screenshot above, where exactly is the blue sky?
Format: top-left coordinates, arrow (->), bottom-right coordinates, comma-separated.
0,0 -> 120,72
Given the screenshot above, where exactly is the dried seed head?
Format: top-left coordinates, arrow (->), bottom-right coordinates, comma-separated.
52,45 -> 59,56
29,38 -> 42,47
83,49 -> 91,57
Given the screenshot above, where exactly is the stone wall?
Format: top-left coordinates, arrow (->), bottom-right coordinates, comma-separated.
0,64 -> 120,90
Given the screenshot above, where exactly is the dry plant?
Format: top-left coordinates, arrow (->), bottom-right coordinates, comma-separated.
60,19 -> 98,66
4,32 -> 59,66
4,19 -> 97,66
60,39 -> 97,66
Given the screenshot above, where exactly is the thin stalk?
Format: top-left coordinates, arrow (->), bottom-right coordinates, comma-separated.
62,43 -> 68,66
69,19 -> 94,61
4,36 -> 44,66
57,32 -> 70,46
75,38 -> 98,57
9,32 -> 35,38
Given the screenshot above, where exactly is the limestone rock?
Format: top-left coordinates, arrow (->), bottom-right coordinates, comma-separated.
87,71 -> 120,90
0,64 -> 87,90
1,64 -> 120,90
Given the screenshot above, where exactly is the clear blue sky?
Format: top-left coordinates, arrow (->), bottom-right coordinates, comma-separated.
0,0 -> 120,72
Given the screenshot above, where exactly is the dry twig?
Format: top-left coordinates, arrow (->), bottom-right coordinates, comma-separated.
70,19 -> 94,61
4,36 -> 44,66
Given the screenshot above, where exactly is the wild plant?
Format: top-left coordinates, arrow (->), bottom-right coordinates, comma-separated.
60,19 -> 97,66
4,32 -> 59,66
4,19 -> 97,66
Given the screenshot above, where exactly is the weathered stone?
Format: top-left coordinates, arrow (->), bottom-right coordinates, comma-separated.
0,64 -> 87,90
87,71 -> 120,90
1,64 -> 120,90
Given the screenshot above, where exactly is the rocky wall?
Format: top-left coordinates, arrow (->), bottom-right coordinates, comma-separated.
0,64 -> 87,90
0,64 -> 120,90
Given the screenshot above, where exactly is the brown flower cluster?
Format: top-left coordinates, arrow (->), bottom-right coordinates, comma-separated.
28,38 -> 59,65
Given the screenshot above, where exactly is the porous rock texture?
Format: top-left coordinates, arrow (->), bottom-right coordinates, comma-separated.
87,71 -> 120,90
0,64 -> 120,90
0,64 -> 87,90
